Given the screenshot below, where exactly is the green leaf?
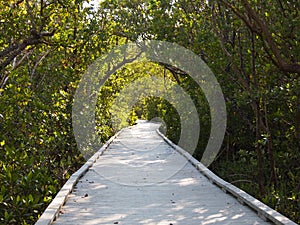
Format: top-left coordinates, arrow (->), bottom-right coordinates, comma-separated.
0,140 -> 5,146
28,194 -> 34,202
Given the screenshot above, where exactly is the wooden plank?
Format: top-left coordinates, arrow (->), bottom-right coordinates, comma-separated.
157,129 -> 297,225
38,121 -> 295,225
35,130 -> 123,225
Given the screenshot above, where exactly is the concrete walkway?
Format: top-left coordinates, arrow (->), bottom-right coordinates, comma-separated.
47,121 -> 276,225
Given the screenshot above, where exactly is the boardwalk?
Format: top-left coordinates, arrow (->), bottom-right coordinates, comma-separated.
36,121 -> 296,225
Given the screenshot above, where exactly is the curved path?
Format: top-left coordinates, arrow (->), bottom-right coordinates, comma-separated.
36,121 -> 296,225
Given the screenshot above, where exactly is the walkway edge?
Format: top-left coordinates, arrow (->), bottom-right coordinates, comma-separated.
156,129 -> 297,225
35,129 -> 123,225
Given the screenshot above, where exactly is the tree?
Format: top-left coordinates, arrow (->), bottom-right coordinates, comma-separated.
0,0 -> 299,223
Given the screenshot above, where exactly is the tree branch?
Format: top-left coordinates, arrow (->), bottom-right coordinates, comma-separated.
30,49 -> 51,81
218,0 -> 259,33
25,0 -> 37,31
211,3 -> 250,91
12,48 -> 34,70
0,27 -> 56,73
241,0 -> 300,75
0,37 -> 41,71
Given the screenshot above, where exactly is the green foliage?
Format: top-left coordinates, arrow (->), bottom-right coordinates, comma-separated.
0,77 -> 83,223
0,0 -> 299,224
0,1 -> 96,223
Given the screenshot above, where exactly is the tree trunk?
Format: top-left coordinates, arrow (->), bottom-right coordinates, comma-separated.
253,101 -> 265,196
263,104 -> 278,188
